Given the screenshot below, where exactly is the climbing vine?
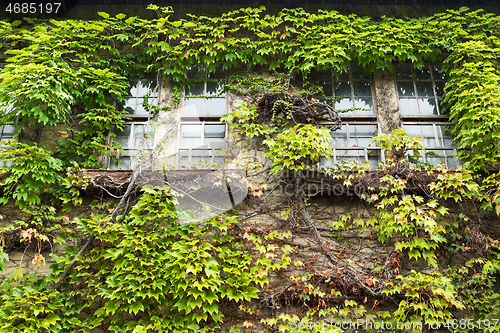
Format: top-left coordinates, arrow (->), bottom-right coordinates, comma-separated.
0,4 -> 499,332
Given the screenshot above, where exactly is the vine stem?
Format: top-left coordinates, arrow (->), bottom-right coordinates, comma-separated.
297,196 -> 376,296
53,167 -> 141,291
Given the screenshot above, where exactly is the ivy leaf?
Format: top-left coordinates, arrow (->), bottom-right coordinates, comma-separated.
98,12 -> 110,19
129,301 -> 144,315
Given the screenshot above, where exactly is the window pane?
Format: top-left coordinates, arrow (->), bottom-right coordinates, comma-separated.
353,98 -> 373,113
416,81 -> 434,97
414,65 -> 432,80
334,69 -> 349,81
186,65 -> 205,80
115,125 -> 131,136
434,81 -> 445,96
432,64 -> 447,80
182,138 -> 203,147
205,125 -> 225,137
2,125 -> 16,136
402,125 -> 421,137
352,81 -> 371,96
135,98 -> 149,115
351,64 -> 369,79
183,98 -> 204,116
395,64 -> 413,79
187,82 -> 205,96
399,99 -> 419,115
117,138 -> 129,147
121,98 -> 137,114
427,150 -> 445,166
137,80 -> 157,96
334,81 -> 351,97
206,81 -> 225,96
182,124 -> 202,137
354,125 -> 377,136
316,71 -> 333,96
127,81 -> 139,96
206,138 -> 226,147
357,137 -> 373,147
335,98 -> 353,113
397,81 -> 415,97
418,98 -> 438,115
205,98 -> 226,116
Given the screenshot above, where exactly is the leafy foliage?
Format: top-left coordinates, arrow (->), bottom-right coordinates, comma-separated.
0,5 -> 499,333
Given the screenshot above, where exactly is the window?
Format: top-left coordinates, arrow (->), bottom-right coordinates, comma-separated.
110,122 -> 154,169
314,64 -> 380,167
320,122 -> 382,167
109,76 -> 157,169
0,124 -> 16,167
396,63 -> 460,168
396,63 -> 446,116
179,65 -> 227,169
318,64 -> 375,116
117,77 -> 158,116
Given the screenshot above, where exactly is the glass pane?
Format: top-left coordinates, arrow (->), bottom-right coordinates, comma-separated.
121,98 -> 137,114
205,124 -> 225,137
183,98 -> 204,116
443,138 -> 454,147
432,64 -> 447,80
117,138 -> 129,147
416,81 -> 434,97
427,150 -> 445,166
137,80 -> 157,96
182,124 -> 202,137
135,98 -> 149,115
115,125 -> 132,136
186,65 -> 205,80
434,81 -> 446,96
133,126 -> 154,148
207,67 -> 224,80
395,64 -> 413,79
127,81 -> 139,96
403,125 -> 421,137
206,81 -> 225,96
352,81 -> 372,96
2,125 -> 16,136
351,64 -> 369,79
334,68 -> 349,81
186,82 -> 205,96
424,137 -> 437,147
205,98 -> 226,116
191,149 -> 213,158
353,98 -> 373,114
335,98 -> 353,113
447,156 -> 459,169
181,138 -> 203,147
397,81 -> 415,97
418,98 -> 438,115
357,137 -> 373,147
355,125 -> 376,136
399,99 -> 419,115
206,138 -> 226,147
334,81 -> 351,97
111,156 -> 131,169
315,70 -> 333,96
414,65 -> 431,80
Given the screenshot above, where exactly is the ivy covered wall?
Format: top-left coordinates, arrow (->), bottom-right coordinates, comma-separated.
0,5 -> 499,332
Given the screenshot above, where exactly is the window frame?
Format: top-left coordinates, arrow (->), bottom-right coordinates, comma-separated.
178,65 -> 227,170
107,76 -> 158,169
395,63 -> 460,168
315,64 -> 381,166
